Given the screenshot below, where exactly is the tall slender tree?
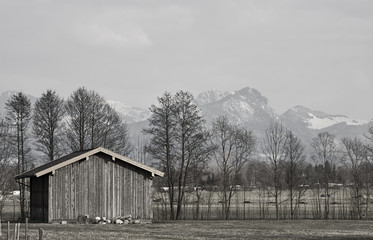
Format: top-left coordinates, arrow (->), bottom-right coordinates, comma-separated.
33,90 -> 65,161
87,91 -> 106,149
365,125 -> 373,218
5,92 -> 32,220
262,120 -> 286,220
173,91 -> 211,220
283,130 -> 306,219
341,137 -> 367,219
311,131 -> 337,219
144,92 -> 177,219
0,118 -> 16,216
65,87 -> 91,151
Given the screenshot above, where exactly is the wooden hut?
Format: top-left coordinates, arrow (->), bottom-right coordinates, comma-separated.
15,147 -> 164,223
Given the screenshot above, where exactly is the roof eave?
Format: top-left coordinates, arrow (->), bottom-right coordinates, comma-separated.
15,147 -> 164,179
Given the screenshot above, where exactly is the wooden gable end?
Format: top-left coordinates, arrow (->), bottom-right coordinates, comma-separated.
48,152 -> 154,222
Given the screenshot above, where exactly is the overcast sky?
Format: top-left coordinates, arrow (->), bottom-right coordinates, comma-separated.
1,0 -> 372,120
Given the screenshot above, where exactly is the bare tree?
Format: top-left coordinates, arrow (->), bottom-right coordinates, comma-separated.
87,90 -> 106,149
190,160 -> 209,220
311,131 -> 337,219
65,87 -> 132,154
283,130 -> 307,219
365,125 -> 373,145
262,121 -> 286,220
144,92 -> 177,219
131,137 -> 151,164
33,90 -> 65,161
246,159 -> 269,219
341,137 -> 367,219
211,116 -> 256,219
0,118 -> 16,216
65,87 -> 91,151
173,91 -> 211,220
5,92 -> 32,220
364,125 -> 373,219
98,104 -> 132,155
145,91 -> 211,220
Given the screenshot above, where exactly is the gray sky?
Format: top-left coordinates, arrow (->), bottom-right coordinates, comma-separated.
1,0 -> 372,120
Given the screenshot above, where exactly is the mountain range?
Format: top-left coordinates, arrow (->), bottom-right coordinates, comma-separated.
194,87 -> 370,148
1,88 -> 371,154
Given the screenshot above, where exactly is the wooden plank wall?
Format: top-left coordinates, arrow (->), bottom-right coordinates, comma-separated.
48,153 -> 153,222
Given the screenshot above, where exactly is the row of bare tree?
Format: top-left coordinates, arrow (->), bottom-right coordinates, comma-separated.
145,91 -> 373,220
1,89 -> 372,222
0,88 -> 132,220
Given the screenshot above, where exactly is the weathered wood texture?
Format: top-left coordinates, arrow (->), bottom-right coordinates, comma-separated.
38,153 -> 153,222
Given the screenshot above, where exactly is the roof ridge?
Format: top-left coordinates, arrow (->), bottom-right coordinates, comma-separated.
15,147 -> 164,179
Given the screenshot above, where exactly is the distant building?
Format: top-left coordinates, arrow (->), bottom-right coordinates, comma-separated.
16,147 -> 164,223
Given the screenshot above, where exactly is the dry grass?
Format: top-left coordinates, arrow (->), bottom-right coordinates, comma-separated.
1,220 -> 373,240
153,188 -> 373,220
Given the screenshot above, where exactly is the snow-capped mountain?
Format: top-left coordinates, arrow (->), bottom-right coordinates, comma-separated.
107,100 -> 150,124
282,106 -> 368,130
196,89 -> 371,146
281,105 -> 371,146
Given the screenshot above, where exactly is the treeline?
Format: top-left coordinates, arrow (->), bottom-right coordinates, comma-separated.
0,87 -> 132,220
1,89 -> 373,222
145,91 -> 373,220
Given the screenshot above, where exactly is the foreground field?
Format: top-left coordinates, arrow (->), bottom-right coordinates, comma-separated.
1,220 -> 373,240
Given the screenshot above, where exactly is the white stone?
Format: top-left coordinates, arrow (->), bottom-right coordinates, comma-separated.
115,219 -> 124,224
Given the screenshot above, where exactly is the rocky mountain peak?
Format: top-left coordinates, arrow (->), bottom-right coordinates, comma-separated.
235,87 -> 268,106
195,89 -> 230,106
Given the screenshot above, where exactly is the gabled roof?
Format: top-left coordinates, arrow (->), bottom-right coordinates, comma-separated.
15,147 -> 164,179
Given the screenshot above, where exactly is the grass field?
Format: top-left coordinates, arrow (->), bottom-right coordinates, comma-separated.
1,188 -> 373,239
2,187 -> 372,222
1,220 -> 373,240
153,187 -> 373,220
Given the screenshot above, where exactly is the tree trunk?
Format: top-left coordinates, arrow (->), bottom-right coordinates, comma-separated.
167,183 -> 175,220
290,187 -> 293,219
324,175 -> 329,219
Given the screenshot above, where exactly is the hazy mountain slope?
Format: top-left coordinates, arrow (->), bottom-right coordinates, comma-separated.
195,89 -> 231,106
197,87 -> 276,139
281,105 -> 371,143
107,100 -> 150,124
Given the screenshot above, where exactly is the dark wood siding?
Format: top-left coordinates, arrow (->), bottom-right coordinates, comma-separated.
30,175 -> 48,222
48,153 -> 153,222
